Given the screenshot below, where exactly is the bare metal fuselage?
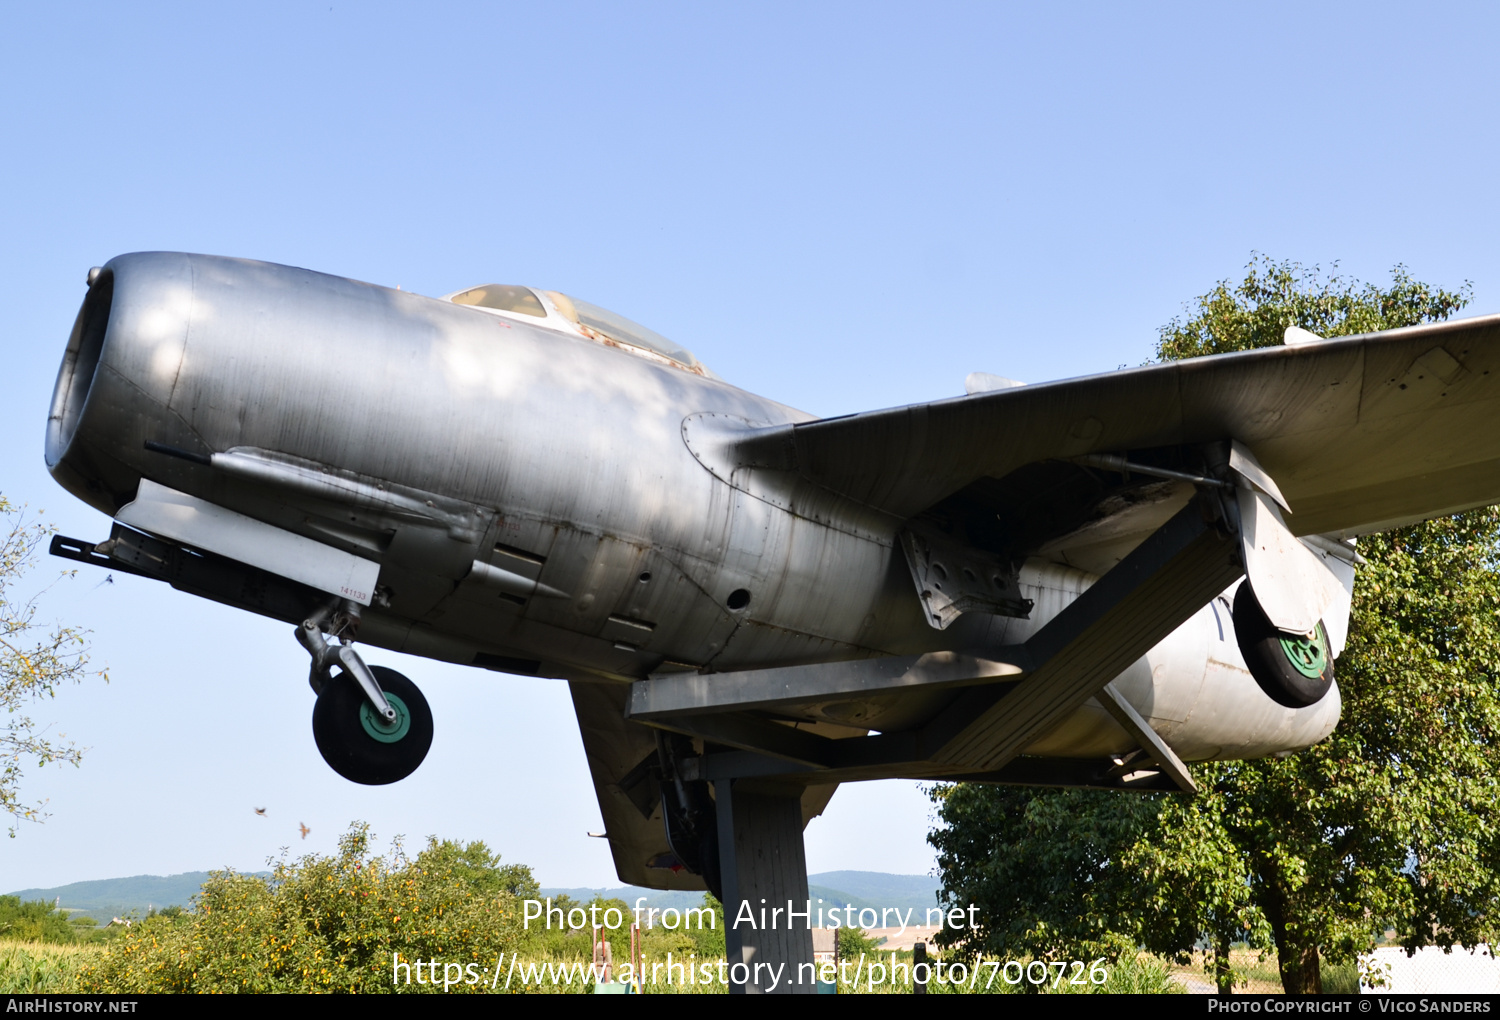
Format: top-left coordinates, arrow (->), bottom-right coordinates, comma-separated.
47,252 -> 1339,766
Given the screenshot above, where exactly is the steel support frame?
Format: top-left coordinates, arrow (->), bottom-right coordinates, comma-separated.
632,491 -> 1242,789
715,778 -> 816,994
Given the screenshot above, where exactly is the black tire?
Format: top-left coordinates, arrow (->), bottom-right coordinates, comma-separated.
312,665 -> 433,785
662,781 -> 720,900
1232,582 -> 1334,709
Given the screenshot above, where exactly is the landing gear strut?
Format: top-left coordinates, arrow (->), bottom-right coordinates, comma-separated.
657,733 -> 721,901
297,601 -> 433,785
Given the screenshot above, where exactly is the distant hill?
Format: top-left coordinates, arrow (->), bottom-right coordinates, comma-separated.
538,886 -> 708,910
6,872 -> 268,922
808,871 -> 942,913
539,872 -> 941,919
11,869 -> 940,924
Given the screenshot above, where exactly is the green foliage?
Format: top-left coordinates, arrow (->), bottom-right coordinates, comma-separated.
1155,254 -> 1471,360
588,896 -> 635,964
0,941 -> 97,992
77,824 -> 552,993
7,836 -> 737,994
682,895 -> 724,959
1144,257 -> 1500,992
1,496 -> 103,834
0,895 -> 83,944
836,923 -> 881,957
927,785 -> 1157,964
1130,509 -> 1500,993
1099,953 -> 1184,995
818,948 -> 1176,994
931,256 -> 1500,995
441,839 -> 540,900
1321,959 -> 1360,995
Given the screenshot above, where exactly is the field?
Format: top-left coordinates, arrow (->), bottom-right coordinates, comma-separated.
0,941 -> 99,993
1,938 -> 1190,995
1163,949 -> 1360,994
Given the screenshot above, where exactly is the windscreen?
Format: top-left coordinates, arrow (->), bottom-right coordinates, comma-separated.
551,292 -> 700,368
449,284 -> 547,318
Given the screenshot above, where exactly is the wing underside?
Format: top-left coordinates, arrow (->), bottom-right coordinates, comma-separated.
569,677 -> 837,890
583,315 -> 1500,888
728,314 -> 1500,556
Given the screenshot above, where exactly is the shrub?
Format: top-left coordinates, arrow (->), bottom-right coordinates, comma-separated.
0,896 -> 81,944
78,824 -> 545,993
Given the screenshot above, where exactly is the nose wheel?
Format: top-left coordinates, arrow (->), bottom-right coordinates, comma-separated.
297,601 -> 433,785
312,665 -> 433,785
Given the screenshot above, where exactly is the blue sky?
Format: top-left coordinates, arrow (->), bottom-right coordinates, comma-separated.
3,2 -> 1498,891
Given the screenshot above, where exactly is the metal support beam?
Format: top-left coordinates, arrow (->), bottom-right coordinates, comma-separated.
693,748 -> 1183,790
930,495 -> 1241,770
687,751 -> 818,782
940,754 -> 1183,792
640,494 -> 1239,787
628,652 -> 1021,721
656,713 -> 833,768
715,779 -> 742,991
715,780 -> 816,994
1096,683 -> 1198,793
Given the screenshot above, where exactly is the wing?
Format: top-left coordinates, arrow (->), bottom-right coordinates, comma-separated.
608,319 -> 1500,816
569,678 -> 837,891
725,313 -> 1500,546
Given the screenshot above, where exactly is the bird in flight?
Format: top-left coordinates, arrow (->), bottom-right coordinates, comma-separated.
299,822 -> 310,840
255,807 -> 267,817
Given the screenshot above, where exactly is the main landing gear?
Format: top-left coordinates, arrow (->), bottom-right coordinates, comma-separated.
297,601 -> 433,785
1232,581 -> 1335,709
657,733 -> 722,901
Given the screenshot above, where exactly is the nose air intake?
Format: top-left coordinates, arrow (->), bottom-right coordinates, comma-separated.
47,267 -> 114,468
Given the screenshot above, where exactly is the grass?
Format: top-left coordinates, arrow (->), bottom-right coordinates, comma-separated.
0,940 -> 103,993
1164,949 -> 1363,994
807,949 -> 1181,994
0,936 -> 1190,995
1166,949 -> 1283,994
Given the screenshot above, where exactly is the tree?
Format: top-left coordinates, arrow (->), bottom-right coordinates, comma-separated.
0,894 -> 84,943
1153,256 -> 1470,360
929,256 -> 1500,994
926,785 -> 1163,966
1,495 -> 101,834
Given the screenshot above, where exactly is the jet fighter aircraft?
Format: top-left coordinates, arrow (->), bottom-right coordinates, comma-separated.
45,253 -> 1500,905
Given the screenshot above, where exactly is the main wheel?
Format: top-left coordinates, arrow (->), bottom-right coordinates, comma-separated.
1232,581 -> 1335,709
312,665 -> 433,785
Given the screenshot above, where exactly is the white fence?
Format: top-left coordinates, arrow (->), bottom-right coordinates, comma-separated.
1360,945 -> 1500,994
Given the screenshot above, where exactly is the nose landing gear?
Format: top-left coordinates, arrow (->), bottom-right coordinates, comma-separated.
297,601 -> 433,785
312,665 -> 433,785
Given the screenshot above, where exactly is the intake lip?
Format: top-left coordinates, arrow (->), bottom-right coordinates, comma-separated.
47,267 -> 115,468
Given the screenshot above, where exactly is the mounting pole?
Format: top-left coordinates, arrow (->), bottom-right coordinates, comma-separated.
715,779 -> 816,994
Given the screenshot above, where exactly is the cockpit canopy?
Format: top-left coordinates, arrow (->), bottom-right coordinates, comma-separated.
447,284 -> 709,375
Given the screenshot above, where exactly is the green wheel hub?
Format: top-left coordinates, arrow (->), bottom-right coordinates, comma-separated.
1279,626 -> 1329,680
359,692 -> 412,743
